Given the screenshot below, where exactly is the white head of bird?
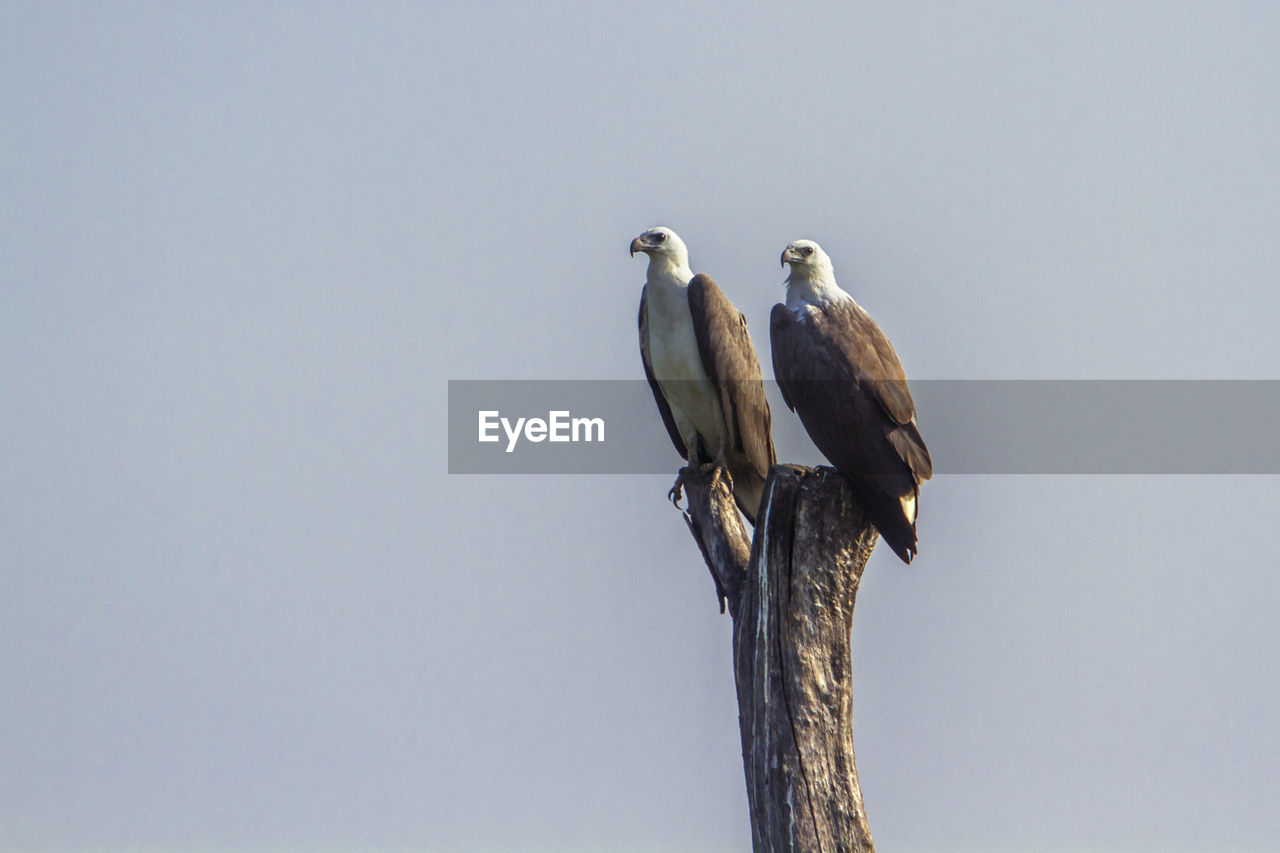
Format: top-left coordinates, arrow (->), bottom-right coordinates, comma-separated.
780,239 -> 849,307
630,226 -> 693,282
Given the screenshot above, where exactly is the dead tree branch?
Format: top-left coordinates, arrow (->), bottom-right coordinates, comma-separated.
678,463 -> 878,853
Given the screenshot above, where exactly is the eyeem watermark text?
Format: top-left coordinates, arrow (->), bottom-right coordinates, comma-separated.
450,379 -> 1280,474
478,410 -> 605,453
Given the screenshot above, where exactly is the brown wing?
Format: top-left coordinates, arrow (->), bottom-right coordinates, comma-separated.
825,300 -> 931,482
638,286 -> 687,460
837,304 -> 919,427
771,302 -> 915,480
687,274 -> 777,479
771,300 -> 931,562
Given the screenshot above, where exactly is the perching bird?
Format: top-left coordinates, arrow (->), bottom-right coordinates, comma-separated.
771,239 -> 932,562
631,226 -> 775,524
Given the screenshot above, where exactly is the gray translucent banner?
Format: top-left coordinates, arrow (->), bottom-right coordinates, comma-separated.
448,380 -> 1280,474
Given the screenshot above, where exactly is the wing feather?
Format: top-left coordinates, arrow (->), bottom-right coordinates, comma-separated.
687,274 -> 777,478
771,299 -> 932,562
638,287 -> 687,459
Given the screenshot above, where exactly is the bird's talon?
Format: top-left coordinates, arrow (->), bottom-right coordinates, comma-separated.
668,468 -> 689,509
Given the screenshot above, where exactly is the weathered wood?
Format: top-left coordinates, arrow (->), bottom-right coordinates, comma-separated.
680,464 -> 878,853
680,464 -> 751,618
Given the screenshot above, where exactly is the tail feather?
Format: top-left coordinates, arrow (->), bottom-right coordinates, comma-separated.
857,480 -> 920,564
873,520 -> 918,564
732,466 -> 768,526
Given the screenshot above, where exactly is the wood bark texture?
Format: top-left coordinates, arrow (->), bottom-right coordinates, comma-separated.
680,463 -> 878,853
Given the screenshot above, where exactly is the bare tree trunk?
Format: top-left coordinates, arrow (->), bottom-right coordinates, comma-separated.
681,464 -> 878,853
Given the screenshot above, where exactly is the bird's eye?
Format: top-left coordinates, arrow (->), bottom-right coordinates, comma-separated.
799,246 -> 813,257
654,232 -> 667,243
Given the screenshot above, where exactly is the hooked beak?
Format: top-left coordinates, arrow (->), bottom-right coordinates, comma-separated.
630,236 -> 645,257
780,248 -> 793,267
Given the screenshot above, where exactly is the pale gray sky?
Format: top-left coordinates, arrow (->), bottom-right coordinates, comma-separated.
3,2 -> 1279,852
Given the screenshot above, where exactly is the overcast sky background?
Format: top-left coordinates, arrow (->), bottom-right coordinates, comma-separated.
4,2 -> 1280,852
